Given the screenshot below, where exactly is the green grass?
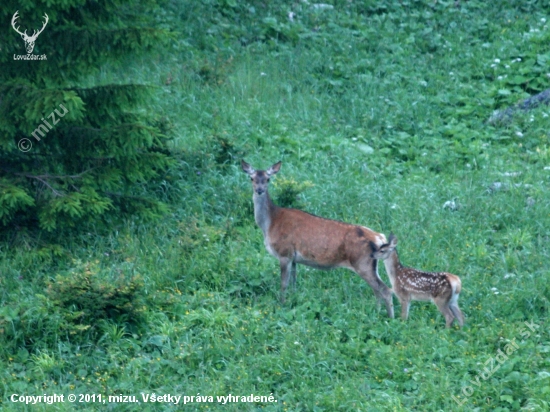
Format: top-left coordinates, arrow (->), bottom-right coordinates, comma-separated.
1,0 -> 550,410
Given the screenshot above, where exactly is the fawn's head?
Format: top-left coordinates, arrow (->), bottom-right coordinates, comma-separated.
370,233 -> 398,259
241,160 -> 281,196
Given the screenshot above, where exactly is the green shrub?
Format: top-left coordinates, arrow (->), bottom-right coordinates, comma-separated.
273,176 -> 314,208
45,260 -> 146,335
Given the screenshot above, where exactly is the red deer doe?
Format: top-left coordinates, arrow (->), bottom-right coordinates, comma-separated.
370,234 -> 464,328
241,160 -> 394,318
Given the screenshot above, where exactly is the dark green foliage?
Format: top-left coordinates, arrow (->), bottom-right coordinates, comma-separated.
0,260 -> 146,351
209,134 -> 241,167
273,176 -> 314,208
45,262 -> 146,335
0,0 -> 174,232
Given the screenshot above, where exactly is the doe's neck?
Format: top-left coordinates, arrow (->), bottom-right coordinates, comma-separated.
252,190 -> 278,236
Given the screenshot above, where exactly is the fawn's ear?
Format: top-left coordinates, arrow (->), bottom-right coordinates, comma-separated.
267,161 -> 282,176
388,233 -> 398,248
241,160 -> 255,175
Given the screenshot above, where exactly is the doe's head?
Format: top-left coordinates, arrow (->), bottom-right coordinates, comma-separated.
370,233 -> 398,259
241,160 -> 281,196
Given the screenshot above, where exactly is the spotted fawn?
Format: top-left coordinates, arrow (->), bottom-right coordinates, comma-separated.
370,234 -> 464,328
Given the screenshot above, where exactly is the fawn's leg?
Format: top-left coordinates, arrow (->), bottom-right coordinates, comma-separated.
435,299 -> 456,328
450,303 -> 464,327
399,295 -> 411,320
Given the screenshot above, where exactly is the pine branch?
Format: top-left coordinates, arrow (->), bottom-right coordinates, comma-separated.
3,169 -> 95,180
29,175 -> 65,197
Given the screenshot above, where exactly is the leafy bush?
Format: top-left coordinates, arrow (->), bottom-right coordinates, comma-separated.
45,261 -> 147,336
273,176 -> 314,208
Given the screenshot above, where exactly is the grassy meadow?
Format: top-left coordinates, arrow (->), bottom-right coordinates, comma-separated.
1,0 -> 550,410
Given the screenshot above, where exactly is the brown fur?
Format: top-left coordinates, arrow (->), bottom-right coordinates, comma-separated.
242,160 -> 394,318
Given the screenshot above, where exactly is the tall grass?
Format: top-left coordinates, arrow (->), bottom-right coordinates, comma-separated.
1,1 -> 549,410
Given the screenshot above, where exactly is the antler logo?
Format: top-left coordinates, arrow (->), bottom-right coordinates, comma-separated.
11,10 -> 49,54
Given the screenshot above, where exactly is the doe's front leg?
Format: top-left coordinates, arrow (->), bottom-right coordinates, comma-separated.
279,257 -> 293,303
356,260 -> 394,318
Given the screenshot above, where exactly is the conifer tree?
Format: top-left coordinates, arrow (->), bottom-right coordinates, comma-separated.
0,0 -> 173,233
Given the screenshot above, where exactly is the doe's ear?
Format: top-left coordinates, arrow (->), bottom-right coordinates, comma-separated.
241,160 -> 255,175
267,161 -> 282,176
